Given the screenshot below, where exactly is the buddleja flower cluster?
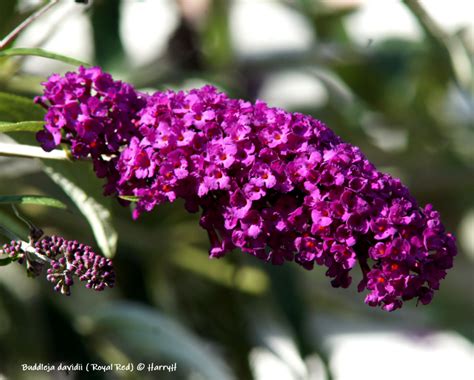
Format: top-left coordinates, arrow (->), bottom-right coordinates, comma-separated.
35,66 -> 456,311
1,235 -> 115,295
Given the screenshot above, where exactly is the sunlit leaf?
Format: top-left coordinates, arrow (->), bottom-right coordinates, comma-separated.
249,347 -> 296,380
0,48 -> 91,67
0,194 -> 66,209
246,308 -> 308,379
118,195 -> 139,202
0,121 -> 44,133
305,354 -> 328,380
43,161 -> 118,258
86,302 -> 235,380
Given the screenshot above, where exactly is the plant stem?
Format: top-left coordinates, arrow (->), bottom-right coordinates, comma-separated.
20,241 -> 52,264
0,0 -> 60,50
0,142 -> 70,160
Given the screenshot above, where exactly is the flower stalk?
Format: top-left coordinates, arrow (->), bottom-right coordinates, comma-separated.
0,0 -> 60,50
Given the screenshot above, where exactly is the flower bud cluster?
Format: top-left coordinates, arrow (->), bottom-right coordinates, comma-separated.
1,235 -> 114,295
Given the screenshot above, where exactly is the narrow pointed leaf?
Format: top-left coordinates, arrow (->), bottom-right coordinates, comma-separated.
87,302 -> 235,380
43,161 -> 118,258
118,195 -> 139,202
0,194 -> 66,209
0,48 -> 91,67
0,121 -> 44,133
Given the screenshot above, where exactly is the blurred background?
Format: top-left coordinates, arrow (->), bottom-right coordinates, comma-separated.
0,0 -> 473,379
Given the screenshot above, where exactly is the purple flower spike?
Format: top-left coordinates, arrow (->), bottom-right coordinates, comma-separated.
35,67 -> 457,311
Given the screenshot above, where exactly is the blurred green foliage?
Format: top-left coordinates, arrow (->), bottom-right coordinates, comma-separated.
0,1 -> 472,379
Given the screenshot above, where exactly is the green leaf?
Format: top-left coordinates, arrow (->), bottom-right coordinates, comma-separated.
118,195 -> 139,202
0,48 -> 91,67
86,302 -> 234,380
0,121 -> 44,133
0,258 -> 12,266
43,161 -> 118,258
0,92 -> 45,122
0,195 -> 67,210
